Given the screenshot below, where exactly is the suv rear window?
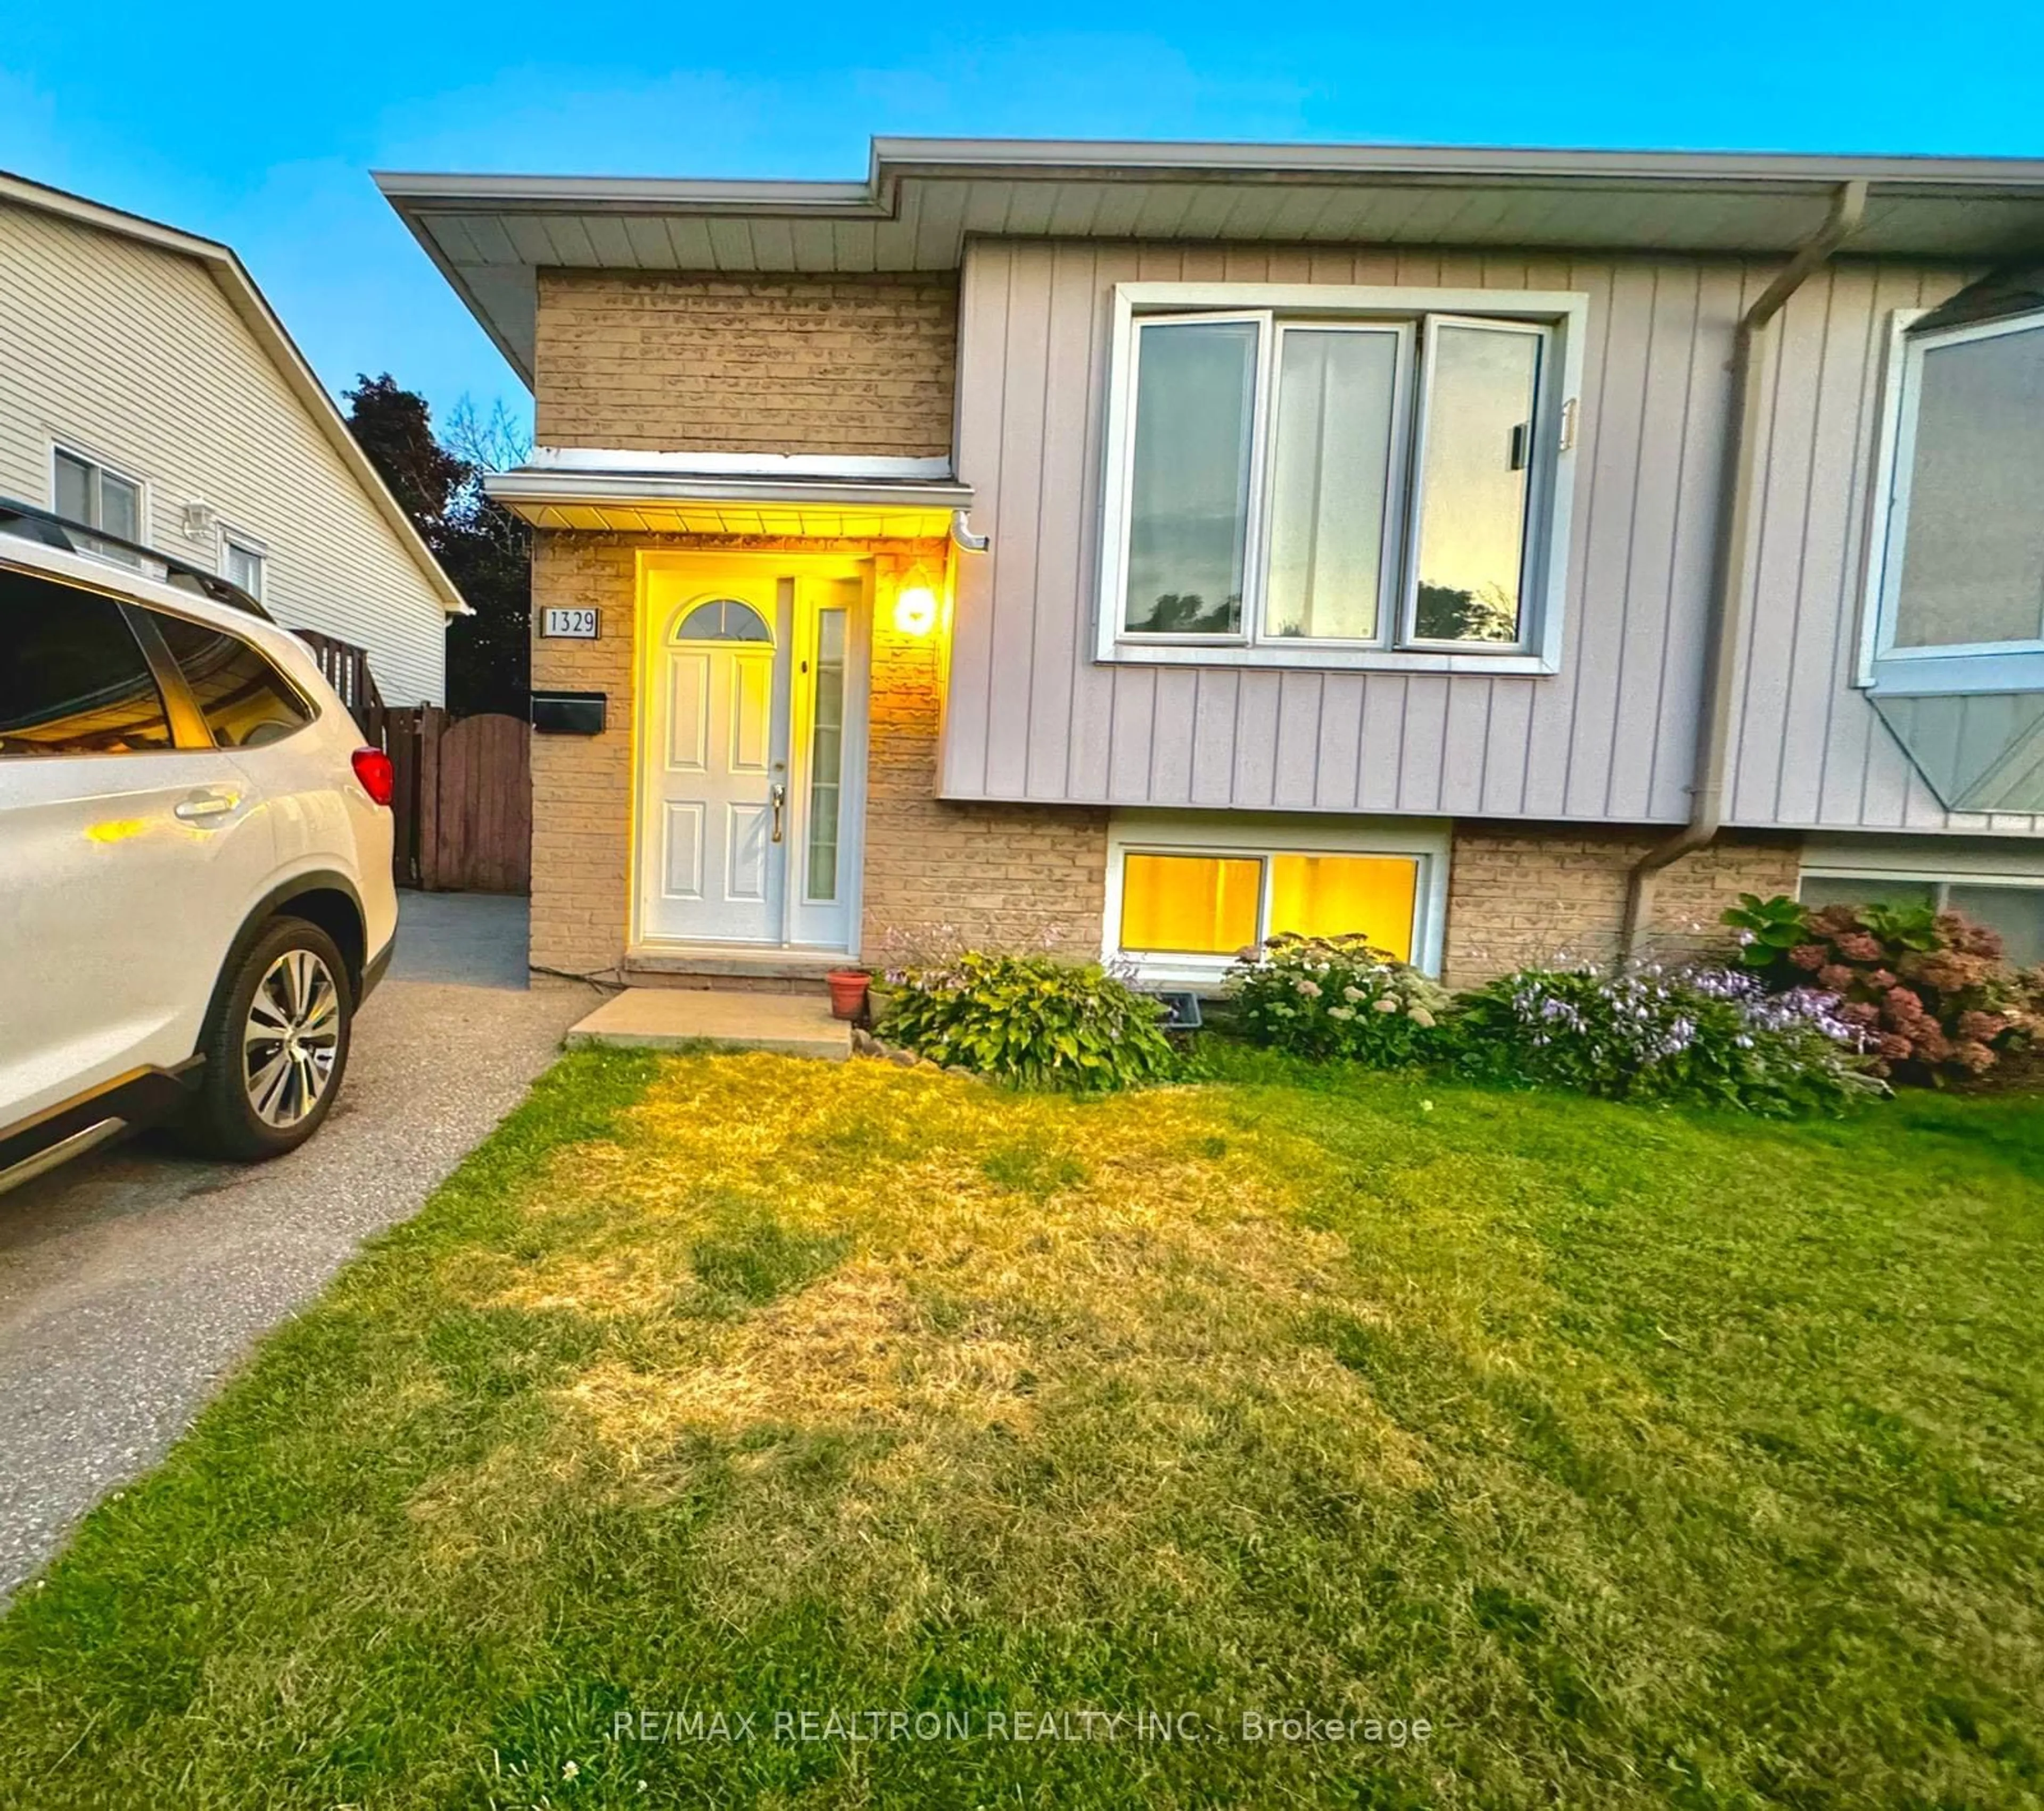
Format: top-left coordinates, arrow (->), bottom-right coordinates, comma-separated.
146,610 -> 314,748
0,567 -> 172,755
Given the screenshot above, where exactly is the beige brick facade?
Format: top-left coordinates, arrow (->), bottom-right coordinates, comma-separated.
527,535 -> 637,976
533,270 -> 958,456
861,551 -> 1107,966
1440,824 -> 1802,989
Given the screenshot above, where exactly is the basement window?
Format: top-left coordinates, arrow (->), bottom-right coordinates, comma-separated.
1103,814 -> 1450,983
1800,871 -> 2044,969
1097,284 -> 1585,674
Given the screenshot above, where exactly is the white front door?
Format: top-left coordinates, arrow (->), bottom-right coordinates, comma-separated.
637,558 -> 870,952
643,590 -> 787,944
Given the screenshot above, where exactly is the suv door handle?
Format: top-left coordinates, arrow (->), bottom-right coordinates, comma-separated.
174,788 -> 240,824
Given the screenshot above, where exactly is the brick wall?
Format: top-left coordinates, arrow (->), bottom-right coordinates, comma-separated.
533,270 -> 958,457
528,535 -> 638,975
1440,824 -> 1802,988
860,551 -> 1108,964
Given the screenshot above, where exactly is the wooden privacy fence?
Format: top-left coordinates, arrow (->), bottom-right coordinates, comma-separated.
360,706 -> 531,894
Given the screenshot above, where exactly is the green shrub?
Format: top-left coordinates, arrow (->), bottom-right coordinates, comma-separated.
879,953 -> 1175,1092
1447,965 -> 1883,1117
1229,934 -> 1454,1065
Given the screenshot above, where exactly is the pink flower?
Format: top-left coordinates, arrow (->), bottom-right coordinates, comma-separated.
1789,944 -> 1828,972
1835,932 -> 1883,962
1838,1002 -> 1879,1028
1958,1011 -> 2009,1043
1955,1040 -> 1998,1074
1818,965 -> 1855,994
1867,970 -> 1898,991
1876,1032 -> 1914,1062
1882,986 -> 1925,1022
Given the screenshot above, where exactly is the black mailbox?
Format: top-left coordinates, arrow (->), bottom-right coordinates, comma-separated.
531,690 -> 607,735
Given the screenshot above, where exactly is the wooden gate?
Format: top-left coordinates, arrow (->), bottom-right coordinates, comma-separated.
361,707 -> 531,894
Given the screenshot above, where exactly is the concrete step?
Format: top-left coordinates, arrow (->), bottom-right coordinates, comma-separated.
566,987 -> 852,1060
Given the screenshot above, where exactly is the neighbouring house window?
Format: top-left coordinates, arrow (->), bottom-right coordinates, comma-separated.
1865,305 -> 2044,692
804,609 -> 846,903
221,537 -> 265,600
1104,288 -> 1577,668
1800,872 -> 2044,969
53,448 -> 144,567
1116,848 -> 1424,963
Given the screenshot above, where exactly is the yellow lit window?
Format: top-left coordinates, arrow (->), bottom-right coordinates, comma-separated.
1120,853 -> 1262,955
1267,854 -> 1419,960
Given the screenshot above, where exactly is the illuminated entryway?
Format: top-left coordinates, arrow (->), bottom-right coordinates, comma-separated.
635,552 -> 869,953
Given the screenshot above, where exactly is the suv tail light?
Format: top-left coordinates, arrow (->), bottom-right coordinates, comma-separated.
351,747 -> 395,807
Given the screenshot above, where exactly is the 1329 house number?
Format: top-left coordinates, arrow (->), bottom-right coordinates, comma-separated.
541,607 -> 600,639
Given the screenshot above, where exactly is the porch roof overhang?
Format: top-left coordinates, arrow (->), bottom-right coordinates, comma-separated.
376,137 -> 2044,386
485,458 -> 971,540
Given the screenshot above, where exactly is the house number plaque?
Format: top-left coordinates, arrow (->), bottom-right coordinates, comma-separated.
541,607 -> 600,639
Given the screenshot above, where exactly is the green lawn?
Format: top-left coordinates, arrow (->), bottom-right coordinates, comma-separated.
2,1049 -> 2041,1809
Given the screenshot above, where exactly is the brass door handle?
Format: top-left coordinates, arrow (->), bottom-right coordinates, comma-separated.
771,783 -> 786,844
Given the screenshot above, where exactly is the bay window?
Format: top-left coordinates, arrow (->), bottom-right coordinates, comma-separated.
1099,285 -> 1583,672
1862,304 -> 2044,694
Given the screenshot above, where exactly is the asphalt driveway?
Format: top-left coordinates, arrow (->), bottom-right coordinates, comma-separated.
0,892 -> 593,1598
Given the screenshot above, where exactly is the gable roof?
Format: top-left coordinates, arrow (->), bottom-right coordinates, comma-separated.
377,136 -> 2044,386
0,168 -> 465,614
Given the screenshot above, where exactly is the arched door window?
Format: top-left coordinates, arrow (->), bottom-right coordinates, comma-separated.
675,598 -> 772,643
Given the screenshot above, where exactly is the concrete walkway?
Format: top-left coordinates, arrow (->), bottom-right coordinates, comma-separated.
0,892 -> 590,1599
568,987 -> 851,1059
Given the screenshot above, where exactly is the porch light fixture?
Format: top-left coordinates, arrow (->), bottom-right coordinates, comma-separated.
893,575 -> 938,635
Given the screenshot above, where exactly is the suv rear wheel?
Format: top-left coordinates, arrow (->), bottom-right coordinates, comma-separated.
183,916 -> 354,1160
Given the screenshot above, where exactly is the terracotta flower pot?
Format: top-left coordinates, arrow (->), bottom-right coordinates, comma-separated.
826,968 -> 872,1021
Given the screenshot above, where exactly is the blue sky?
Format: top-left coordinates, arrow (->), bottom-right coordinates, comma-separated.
5,2 -> 2040,436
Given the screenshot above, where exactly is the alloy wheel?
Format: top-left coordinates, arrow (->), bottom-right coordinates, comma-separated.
242,948 -> 341,1128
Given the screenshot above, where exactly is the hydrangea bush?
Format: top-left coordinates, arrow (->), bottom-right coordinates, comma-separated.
1447,964 -> 1882,1116
878,952 -> 1175,1093
1229,935 -> 1455,1065
1722,895 -> 2041,1080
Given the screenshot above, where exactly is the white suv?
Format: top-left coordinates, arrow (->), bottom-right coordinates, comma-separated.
0,507 -> 398,1192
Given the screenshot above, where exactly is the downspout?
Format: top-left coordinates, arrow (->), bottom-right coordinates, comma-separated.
1619,178 -> 1867,957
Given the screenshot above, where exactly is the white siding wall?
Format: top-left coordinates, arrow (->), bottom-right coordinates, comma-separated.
0,202 -> 448,704
943,238 -> 2042,840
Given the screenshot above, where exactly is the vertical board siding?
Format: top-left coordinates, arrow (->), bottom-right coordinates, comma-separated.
0,203 -> 449,705
944,238 -> 2042,839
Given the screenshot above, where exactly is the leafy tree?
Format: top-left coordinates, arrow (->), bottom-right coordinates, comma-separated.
343,375 -> 531,717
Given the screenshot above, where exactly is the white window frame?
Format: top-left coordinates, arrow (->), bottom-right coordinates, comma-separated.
50,441 -> 149,568
1102,811 -> 1452,987
218,528 -> 267,601
1857,305 -> 2044,696
1096,283 -> 1587,676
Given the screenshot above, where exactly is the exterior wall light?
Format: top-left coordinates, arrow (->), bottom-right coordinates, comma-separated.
893,584 -> 938,636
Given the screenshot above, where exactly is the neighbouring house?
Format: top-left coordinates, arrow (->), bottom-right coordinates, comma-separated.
378,139 -> 2044,989
0,170 -> 463,707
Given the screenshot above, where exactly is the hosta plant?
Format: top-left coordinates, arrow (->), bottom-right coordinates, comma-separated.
1229,934 -> 1455,1065
879,953 -> 1175,1093
1448,964 -> 1882,1117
